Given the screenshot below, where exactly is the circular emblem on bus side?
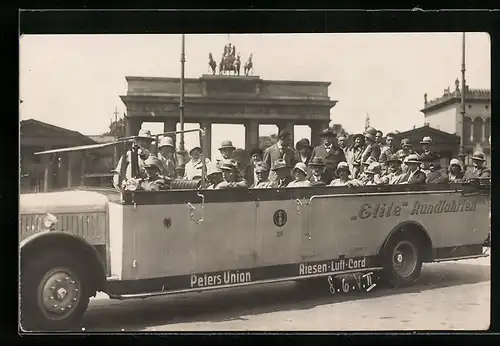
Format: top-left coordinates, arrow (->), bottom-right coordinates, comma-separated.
273,209 -> 287,227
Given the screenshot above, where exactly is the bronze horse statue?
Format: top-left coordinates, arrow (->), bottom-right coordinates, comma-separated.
244,53 -> 253,76
219,51 -> 241,76
208,53 -> 217,75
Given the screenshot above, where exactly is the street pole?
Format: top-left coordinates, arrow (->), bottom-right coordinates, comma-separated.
179,34 -> 186,153
113,107 -> 120,167
458,32 -> 467,168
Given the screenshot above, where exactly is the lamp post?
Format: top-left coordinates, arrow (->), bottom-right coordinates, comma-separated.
458,32 -> 467,169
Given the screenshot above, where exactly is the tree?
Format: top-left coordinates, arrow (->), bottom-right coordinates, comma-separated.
103,117 -> 125,138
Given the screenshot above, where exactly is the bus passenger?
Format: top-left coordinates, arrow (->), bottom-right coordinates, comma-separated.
215,140 -> 236,168
329,162 -> 354,186
215,160 -> 248,189
308,157 -> 329,186
157,136 -> 178,179
311,128 -> 346,181
250,162 -> 271,188
419,136 -> 440,162
287,163 -> 311,187
139,156 -> 171,191
395,138 -> 415,167
205,164 -> 224,189
448,159 -> 465,183
360,127 -> 381,173
398,154 -> 426,185
184,146 -> 211,180
267,159 -> 293,188
250,148 -> 264,184
337,135 -> 348,155
425,156 -> 449,184
363,162 -> 386,186
379,132 -> 396,169
112,129 -> 154,188
384,154 -> 405,184
175,164 -> 185,179
263,130 -> 296,182
345,133 -> 365,179
465,151 -> 491,181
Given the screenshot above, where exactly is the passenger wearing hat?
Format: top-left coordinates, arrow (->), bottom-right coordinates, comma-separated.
425,155 -> 448,184
383,154 -> 405,185
465,151 -> 491,181
250,162 -> 271,188
379,132 -> 397,168
136,156 -> 171,191
345,133 -> 366,179
267,159 -> 293,188
395,138 -> 415,165
311,128 -> 346,181
419,153 -> 434,176
448,159 -> 465,183
360,127 -> 381,174
215,140 -> 236,168
398,154 -> 426,185
184,146 -> 211,180
307,157 -> 329,186
295,138 -> 314,167
249,148 -> 264,185
232,148 -> 253,184
287,163 -> 311,187
263,129 -> 296,182
112,128 -> 154,188
361,162 -> 385,186
205,163 -> 224,189
157,136 -> 179,179
329,162 -> 355,186
420,136 -> 440,161
215,159 -> 249,189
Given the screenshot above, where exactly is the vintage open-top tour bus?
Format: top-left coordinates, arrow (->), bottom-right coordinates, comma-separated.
19,129 -> 491,331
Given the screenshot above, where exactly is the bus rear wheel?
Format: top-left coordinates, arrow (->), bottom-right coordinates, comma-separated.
21,251 -> 91,331
381,233 -> 423,288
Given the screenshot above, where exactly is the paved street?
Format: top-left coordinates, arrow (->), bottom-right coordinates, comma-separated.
83,251 -> 490,331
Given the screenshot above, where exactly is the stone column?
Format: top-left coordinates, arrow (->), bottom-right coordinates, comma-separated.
67,152 -> 75,188
482,121 -> 486,142
309,121 -> 324,147
125,117 -> 142,137
470,122 -> 474,143
200,120 -> 212,160
163,118 -> 177,146
245,119 -> 260,151
277,121 -> 294,146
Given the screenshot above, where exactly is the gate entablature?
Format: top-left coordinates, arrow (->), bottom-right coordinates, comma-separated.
120,75 -> 337,159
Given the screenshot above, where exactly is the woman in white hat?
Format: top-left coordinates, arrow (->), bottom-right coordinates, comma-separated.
329,162 -> 353,186
287,163 -> 311,187
157,136 -> 178,179
448,158 -> 465,183
205,163 -> 224,189
183,146 -> 211,180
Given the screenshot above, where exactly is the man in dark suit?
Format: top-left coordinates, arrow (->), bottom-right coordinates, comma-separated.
399,154 -> 426,185
263,129 -> 296,182
311,128 -> 346,181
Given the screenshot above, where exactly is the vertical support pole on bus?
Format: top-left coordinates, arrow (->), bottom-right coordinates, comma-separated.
43,153 -> 55,192
67,152 -> 74,188
80,151 -> 86,187
199,128 -> 206,190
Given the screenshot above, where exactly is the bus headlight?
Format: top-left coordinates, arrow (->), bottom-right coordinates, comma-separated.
43,213 -> 58,230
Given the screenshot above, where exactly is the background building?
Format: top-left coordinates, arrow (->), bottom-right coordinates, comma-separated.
420,80 -> 491,167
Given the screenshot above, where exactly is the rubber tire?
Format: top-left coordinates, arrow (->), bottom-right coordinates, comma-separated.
20,251 -> 91,332
381,232 -> 423,288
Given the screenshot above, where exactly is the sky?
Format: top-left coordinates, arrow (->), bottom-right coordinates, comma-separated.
19,33 -> 490,157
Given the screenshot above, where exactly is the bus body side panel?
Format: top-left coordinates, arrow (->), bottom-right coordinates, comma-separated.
193,201 -> 258,273
304,191 -> 489,262
121,203 -> 196,280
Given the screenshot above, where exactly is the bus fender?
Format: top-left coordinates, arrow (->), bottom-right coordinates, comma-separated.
378,221 -> 434,262
20,231 -> 106,293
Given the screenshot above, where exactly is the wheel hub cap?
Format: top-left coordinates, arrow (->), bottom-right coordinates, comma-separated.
38,270 -> 80,320
392,241 -> 418,278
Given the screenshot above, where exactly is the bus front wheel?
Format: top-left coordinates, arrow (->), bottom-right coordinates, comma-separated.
21,251 -> 91,331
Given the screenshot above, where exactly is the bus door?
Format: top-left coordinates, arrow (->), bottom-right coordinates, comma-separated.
256,197 -> 305,267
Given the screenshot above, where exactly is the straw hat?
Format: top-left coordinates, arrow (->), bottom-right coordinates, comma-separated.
405,154 -> 422,164
319,128 -> 336,138
308,157 -> 326,167
189,146 -> 202,155
254,161 -> 269,173
158,136 -> 175,148
272,159 -> 289,171
471,151 -> 486,162
219,140 -> 236,151
295,138 -> 312,151
352,133 -> 365,143
207,163 -> 222,177
420,136 -> 434,145
137,129 -> 154,140
291,162 -> 308,176
362,156 -> 378,166
386,154 -> 402,164
400,138 -> 412,148
220,159 -> 239,171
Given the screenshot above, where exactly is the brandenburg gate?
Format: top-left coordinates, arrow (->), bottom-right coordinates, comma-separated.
120,63 -> 337,159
